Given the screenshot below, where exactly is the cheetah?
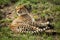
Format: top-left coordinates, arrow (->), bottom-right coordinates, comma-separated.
10,4 -> 42,33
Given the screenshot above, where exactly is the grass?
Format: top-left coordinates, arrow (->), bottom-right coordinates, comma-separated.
0,27 -> 60,40
0,0 -> 60,40
0,0 -> 11,5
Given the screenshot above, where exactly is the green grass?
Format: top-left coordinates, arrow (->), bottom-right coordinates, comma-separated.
0,0 -> 11,5
0,27 -> 60,40
0,0 -> 60,40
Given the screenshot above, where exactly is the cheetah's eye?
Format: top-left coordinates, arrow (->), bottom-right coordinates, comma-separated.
18,11 -> 22,13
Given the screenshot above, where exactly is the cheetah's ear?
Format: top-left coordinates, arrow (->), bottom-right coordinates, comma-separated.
24,4 -> 32,13
16,5 -> 24,10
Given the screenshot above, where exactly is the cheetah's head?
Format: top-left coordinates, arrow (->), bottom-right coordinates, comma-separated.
16,4 -> 29,16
